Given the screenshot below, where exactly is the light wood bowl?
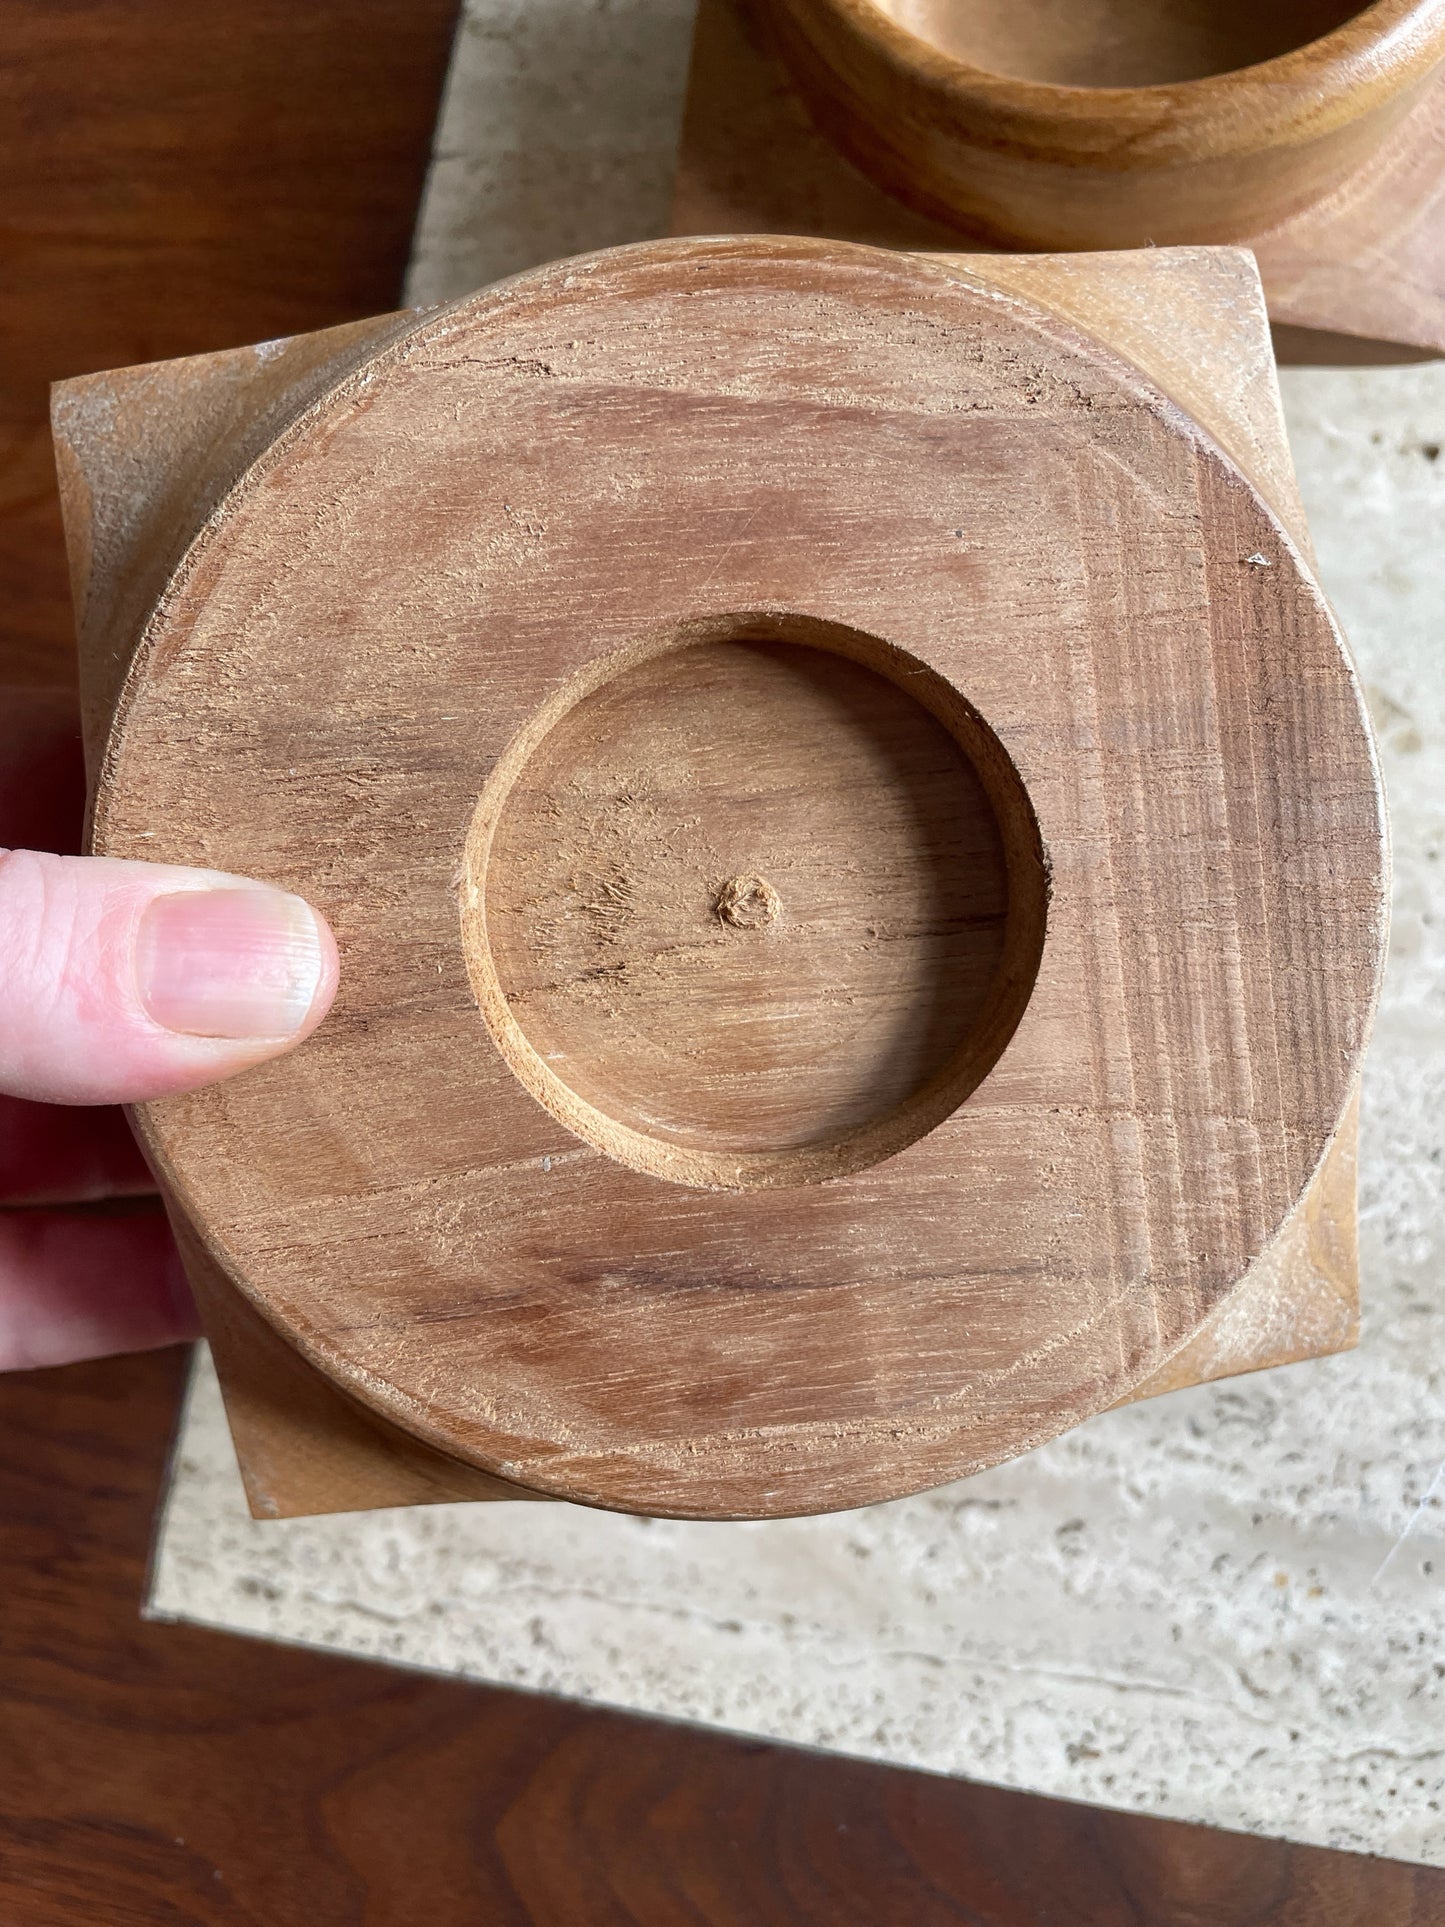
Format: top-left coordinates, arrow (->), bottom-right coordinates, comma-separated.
763,0 -> 1445,247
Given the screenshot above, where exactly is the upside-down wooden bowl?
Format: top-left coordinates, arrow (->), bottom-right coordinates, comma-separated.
61,237 -> 1385,1520
761,0 -> 1445,247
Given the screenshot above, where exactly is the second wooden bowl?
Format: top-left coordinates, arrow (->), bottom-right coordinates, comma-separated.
763,0 -> 1445,247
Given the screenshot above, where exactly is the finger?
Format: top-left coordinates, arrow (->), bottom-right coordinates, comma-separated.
0,688 -> 86,854
0,850 -> 340,1105
0,1093 -> 154,1205
0,1207 -> 200,1370
0,699 -> 157,1202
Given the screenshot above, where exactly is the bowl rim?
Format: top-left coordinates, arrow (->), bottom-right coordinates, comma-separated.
795,0 -> 1445,157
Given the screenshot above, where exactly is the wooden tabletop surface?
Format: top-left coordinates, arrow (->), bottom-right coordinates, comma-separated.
2,2 -> 1443,1918
6,1345 -> 1445,1925
0,0 -> 461,687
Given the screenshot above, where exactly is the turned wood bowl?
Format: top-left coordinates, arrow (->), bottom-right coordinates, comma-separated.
762,0 -> 1445,247
57,237 -> 1386,1520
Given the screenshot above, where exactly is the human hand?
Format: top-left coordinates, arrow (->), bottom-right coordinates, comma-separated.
1,688 -> 338,1369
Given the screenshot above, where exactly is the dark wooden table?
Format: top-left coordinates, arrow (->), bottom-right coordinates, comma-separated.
0,0 -> 462,686
6,1347 -> 1444,1925
2,4 -> 1443,1919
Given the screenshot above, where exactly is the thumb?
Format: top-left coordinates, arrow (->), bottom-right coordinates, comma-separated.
0,850 -> 339,1105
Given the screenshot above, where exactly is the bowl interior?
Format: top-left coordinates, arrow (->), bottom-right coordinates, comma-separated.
472,616 -> 1045,1189
876,0 -> 1370,86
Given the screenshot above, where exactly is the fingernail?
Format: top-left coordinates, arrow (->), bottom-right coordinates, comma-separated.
137,888 -> 327,1040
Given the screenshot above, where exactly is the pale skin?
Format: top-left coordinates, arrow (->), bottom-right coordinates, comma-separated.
0,690 -> 339,1369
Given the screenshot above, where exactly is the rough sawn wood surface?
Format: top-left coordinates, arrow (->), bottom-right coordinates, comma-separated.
59,236 -> 1386,1519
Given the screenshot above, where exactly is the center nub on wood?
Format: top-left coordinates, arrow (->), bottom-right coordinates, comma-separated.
715,873 -> 782,931
470,618 -> 1045,1188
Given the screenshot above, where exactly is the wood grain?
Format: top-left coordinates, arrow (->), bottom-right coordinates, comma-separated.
883,0 -> 1370,87
0,0 -> 461,687
176,1214 -> 535,1517
761,0 -> 1445,246
1124,1085 -> 1361,1404
468,611 -> 1046,1189
64,241 -> 1364,1519
3,1345 -> 1444,1925
673,108 -> 1381,1412
686,0 -> 1445,356
54,311 -> 414,778
61,237 -> 1385,1520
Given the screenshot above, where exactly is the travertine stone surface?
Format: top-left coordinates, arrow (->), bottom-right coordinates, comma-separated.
148,0 -> 1445,1866
405,0 -> 696,303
